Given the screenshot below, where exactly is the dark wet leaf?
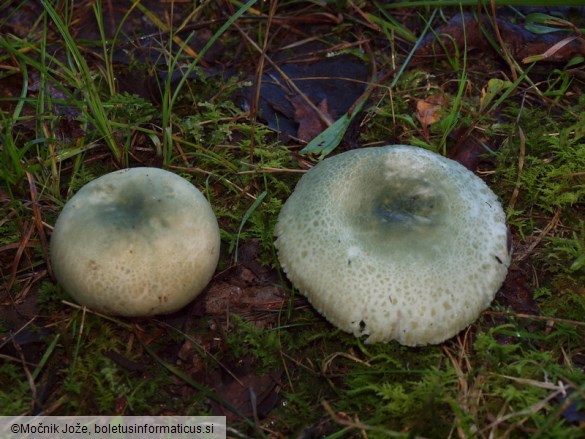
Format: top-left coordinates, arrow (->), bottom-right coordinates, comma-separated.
497,266 -> 540,316
290,95 -> 333,143
299,91 -> 369,158
101,349 -> 146,372
209,369 -> 281,423
554,390 -> 585,425
447,126 -> 501,171
414,12 -> 585,65
237,48 -> 369,145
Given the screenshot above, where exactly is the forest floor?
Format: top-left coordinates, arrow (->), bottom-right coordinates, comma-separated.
1,1 -> 584,438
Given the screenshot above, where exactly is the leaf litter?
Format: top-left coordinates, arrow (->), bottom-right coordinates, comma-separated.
1,1 -> 585,435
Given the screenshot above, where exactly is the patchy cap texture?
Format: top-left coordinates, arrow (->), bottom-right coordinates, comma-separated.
50,168 -> 220,316
275,145 -> 510,346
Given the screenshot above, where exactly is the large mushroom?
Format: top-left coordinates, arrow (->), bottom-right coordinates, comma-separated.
275,145 -> 510,346
50,167 -> 220,316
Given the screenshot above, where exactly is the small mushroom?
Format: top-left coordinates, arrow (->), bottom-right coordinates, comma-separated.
275,145 -> 510,346
50,168 -> 220,316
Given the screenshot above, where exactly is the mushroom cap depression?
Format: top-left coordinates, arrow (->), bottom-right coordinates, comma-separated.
50,168 -> 220,316
275,145 -> 510,346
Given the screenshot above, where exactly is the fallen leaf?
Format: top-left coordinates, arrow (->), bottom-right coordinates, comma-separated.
447,126 -> 501,171
299,86 -> 370,157
210,369 -> 281,423
498,266 -> 540,316
414,12 -> 585,65
416,93 -> 448,137
203,279 -> 284,318
235,50 -> 369,144
290,95 -> 333,142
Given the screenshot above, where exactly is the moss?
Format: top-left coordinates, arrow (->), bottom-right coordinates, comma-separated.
1,3 -> 585,437
0,363 -> 33,415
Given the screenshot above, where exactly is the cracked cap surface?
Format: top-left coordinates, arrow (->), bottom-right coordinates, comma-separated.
50,167 -> 220,316
275,145 -> 510,346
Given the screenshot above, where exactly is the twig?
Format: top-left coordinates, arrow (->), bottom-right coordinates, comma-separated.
483,310 -> 585,328
508,126 -> 525,210
516,208 -> 561,261
234,23 -> 335,128
481,386 -> 564,434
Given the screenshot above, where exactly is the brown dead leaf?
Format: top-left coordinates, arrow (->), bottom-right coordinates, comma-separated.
210,369 -> 281,423
177,332 -> 225,376
289,95 -> 333,142
202,275 -> 284,317
498,266 -> 540,316
414,12 -> 585,65
416,93 -> 448,138
447,126 -> 501,171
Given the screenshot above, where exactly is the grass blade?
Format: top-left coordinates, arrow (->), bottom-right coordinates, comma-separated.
41,0 -> 122,164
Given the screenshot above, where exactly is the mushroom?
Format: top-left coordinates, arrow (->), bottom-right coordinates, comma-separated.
50,167 -> 220,316
275,145 -> 510,346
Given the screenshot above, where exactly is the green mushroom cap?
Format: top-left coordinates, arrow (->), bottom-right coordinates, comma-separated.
275,145 -> 510,346
50,168 -> 220,316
